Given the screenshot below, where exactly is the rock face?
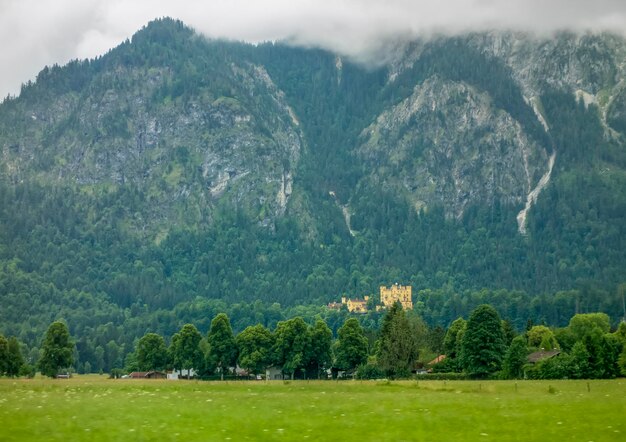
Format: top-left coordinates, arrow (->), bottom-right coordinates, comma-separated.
1,20 -> 625,239
352,31 -> 626,230
359,76 -> 548,219
0,49 -> 302,235
468,32 -> 626,134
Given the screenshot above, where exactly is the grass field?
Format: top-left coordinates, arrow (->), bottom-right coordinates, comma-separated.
0,377 -> 624,441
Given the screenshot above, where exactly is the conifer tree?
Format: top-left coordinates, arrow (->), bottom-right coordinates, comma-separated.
502,335 -> 527,379
376,302 -> 418,378
460,305 -> 505,378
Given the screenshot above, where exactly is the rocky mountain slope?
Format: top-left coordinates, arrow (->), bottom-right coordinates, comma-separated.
0,19 -> 625,348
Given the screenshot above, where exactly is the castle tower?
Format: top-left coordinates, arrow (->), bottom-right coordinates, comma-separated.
379,284 -> 413,310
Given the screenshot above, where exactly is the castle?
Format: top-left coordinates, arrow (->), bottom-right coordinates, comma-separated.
379,284 -> 413,310
328,296 -> 370,313
327,284 -> 412,313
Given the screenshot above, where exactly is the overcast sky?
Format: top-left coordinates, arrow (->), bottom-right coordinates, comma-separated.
2,0 -> 626,98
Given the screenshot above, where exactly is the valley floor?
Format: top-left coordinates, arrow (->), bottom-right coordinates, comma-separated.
0,377 -> 624,441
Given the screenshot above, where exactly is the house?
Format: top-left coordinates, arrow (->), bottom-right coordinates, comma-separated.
128,371 -> 166,379
167,369 -> 197,380
265,366 -> 284,380
527,350 -> 561,364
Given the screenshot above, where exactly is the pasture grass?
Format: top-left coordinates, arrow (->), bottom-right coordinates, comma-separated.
0,376 -> 624,441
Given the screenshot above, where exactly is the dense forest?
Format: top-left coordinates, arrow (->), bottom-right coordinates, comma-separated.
0,19 -> 625,372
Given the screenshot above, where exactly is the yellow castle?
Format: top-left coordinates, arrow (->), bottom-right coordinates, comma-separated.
327,284 -> 413,313
327,296 -> 370,313
342,296 -> 369,313
380,284 -> 413,310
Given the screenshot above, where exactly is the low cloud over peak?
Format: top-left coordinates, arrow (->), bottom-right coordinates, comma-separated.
2,0 -> 626,98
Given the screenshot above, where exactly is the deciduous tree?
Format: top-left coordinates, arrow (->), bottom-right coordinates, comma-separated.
527,325 -> 559,350
334,318 -> 368,373
272,317 -> 310,380
568,341 -> 591,379
6,337 -> 24,377
309,319 -> 333,379
236,324 -> 274,377
170,324 -> 203,379
568,313 -> 610,340
0,335 -> 8,375
207,313 -> 238,380
618,345 -> 626,377
136,333 -> 167,371
39,321 -> 74,378
444,317 -> 466,358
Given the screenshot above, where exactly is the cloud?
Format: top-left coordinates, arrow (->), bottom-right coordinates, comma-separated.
2,0 -> 626,98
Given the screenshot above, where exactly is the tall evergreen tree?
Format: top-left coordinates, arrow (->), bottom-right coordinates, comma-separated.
39,321 -> 74,378
376,303 -> 418,379
427,325 -> 446,355
502,335 -> 528,379
501,320 -> 517,347
207,313 -> 238,380
460,305 -> 505,378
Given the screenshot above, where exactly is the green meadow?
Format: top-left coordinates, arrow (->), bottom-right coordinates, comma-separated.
0,377 -> 624,441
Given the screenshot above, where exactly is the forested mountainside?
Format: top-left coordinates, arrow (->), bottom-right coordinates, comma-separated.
1,19 -> 625,368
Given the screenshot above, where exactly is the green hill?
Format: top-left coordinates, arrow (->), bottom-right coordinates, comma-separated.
1,19 -> 625,371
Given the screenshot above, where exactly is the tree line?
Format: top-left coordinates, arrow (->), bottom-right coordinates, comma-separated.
2,304 -> 625,380
1,19 -> 625,377
434,308 -> 626,379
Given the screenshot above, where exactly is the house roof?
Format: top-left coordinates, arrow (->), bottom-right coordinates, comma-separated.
428,355 -> 446,365
527,350 -> 560,363
129,371 -> 165,378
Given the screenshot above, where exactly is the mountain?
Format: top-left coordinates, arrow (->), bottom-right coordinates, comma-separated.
1,19 -> 625,370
